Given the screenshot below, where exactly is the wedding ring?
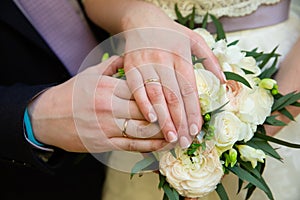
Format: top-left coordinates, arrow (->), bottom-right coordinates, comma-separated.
122,119 -> 129,138
144,78 -> 160,85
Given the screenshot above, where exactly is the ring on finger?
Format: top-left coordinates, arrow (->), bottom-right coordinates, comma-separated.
122,119 -> 129,137
144,78 -> 160,85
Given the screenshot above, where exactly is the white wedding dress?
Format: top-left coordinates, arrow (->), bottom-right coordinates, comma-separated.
102,0 -> 300,199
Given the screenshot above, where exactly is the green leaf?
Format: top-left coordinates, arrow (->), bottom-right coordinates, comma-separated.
209,14 -> 226,41
216,183 -> 229,200
188,6 -> 196,29
170,148 -> 177,158
202,12 -> 209,29
241,68 -> 255,75
228,165 -> 274,200
279,108 -> 295,121
237,178 -> 243,194
187,143 -> 201,156
130,156 -> 156,179
159,173 -> 166,189
258,46 -> 279,69
192,57 -> 206,65
163,183 -> 179,200
272,92 -> 300,112
227,40 -> 239,47
245,183 -> 257,200
174,4 -> 185,25
265,115 -> 287,126
259,56 -> 278,79
292,101 -> 300,107
224,71 -> 252,88
238,159 -> 262,178
254,132 -> 300,149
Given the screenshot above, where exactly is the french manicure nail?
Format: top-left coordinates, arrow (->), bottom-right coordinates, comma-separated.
179,136 -> 191,149
167,131 -> 178,143
148,113 -> 157,123
190,123 -> 199,136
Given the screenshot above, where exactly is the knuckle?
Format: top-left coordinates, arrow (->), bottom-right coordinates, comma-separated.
150,50 -> 166,61
147,86 -> 163,101
187,111 -> 199,121
95,97 -> 110,113
165,90 -> 180,105
151,140 -> 166,151
180,83 -> 195,97
128,141 -> 137,151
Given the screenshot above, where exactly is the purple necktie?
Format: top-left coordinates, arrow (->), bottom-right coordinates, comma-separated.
16,0 -> 98,76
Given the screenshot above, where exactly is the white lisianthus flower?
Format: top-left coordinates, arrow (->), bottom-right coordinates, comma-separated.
210,111 -> 250,155
194,68 -> 225,114
193,28 -> 216,49
159,143 -> 224,198
213,40 -> 245,65
237,145 -> 266,168
238,56 -> 261,76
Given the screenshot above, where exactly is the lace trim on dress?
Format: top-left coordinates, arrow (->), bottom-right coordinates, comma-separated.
142,0 -> 281,23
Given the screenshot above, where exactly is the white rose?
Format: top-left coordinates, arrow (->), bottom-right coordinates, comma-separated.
159,143 -> 224,198
193,28 -> 215,49
237,86 -> 273,125
194,68 -> 225,114
225,80 -> 273,126
237,145 -> 266,168
210,111 -> 250,154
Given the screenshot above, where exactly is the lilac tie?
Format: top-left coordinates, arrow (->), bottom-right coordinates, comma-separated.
17,0 -> 98,76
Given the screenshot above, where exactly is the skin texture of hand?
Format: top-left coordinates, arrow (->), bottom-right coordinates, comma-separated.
84,0 -> 225,148
264,37 -> 300,136
28,56 -> 168,153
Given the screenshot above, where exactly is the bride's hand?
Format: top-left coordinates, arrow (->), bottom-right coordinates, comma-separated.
122,21 -> 225,148
84,0 -> 225,148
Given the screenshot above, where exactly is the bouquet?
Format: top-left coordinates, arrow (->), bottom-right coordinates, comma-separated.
130,11 -> 300,200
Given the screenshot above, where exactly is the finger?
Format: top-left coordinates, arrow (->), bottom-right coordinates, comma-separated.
109,138 -> 169,152
113,78 -> 134,100
173,56 -> 202,146
156,65 -> 191,148
115,118 -> 163,139
124,59 -> 157,123
187,27 -> 226,83
112,96 -> 144,120
138,63 -> 178,143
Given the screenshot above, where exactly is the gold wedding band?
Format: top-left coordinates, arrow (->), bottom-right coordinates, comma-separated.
144,78 -> 160,85
122,119 -> 129,137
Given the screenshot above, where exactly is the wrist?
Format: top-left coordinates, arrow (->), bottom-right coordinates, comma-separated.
121,2 -> 170,31
27,87 -> 56,146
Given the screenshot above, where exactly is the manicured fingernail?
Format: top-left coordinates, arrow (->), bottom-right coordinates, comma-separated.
148,113 -> 157,123
167,131 -> 178,143
179,136 -> 191,149
190,124 -> 199,136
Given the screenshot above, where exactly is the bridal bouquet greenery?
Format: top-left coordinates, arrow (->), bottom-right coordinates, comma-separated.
130,9 -> 300,200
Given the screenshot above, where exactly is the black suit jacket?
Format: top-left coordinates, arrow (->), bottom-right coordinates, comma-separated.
0,1 -> 109,199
